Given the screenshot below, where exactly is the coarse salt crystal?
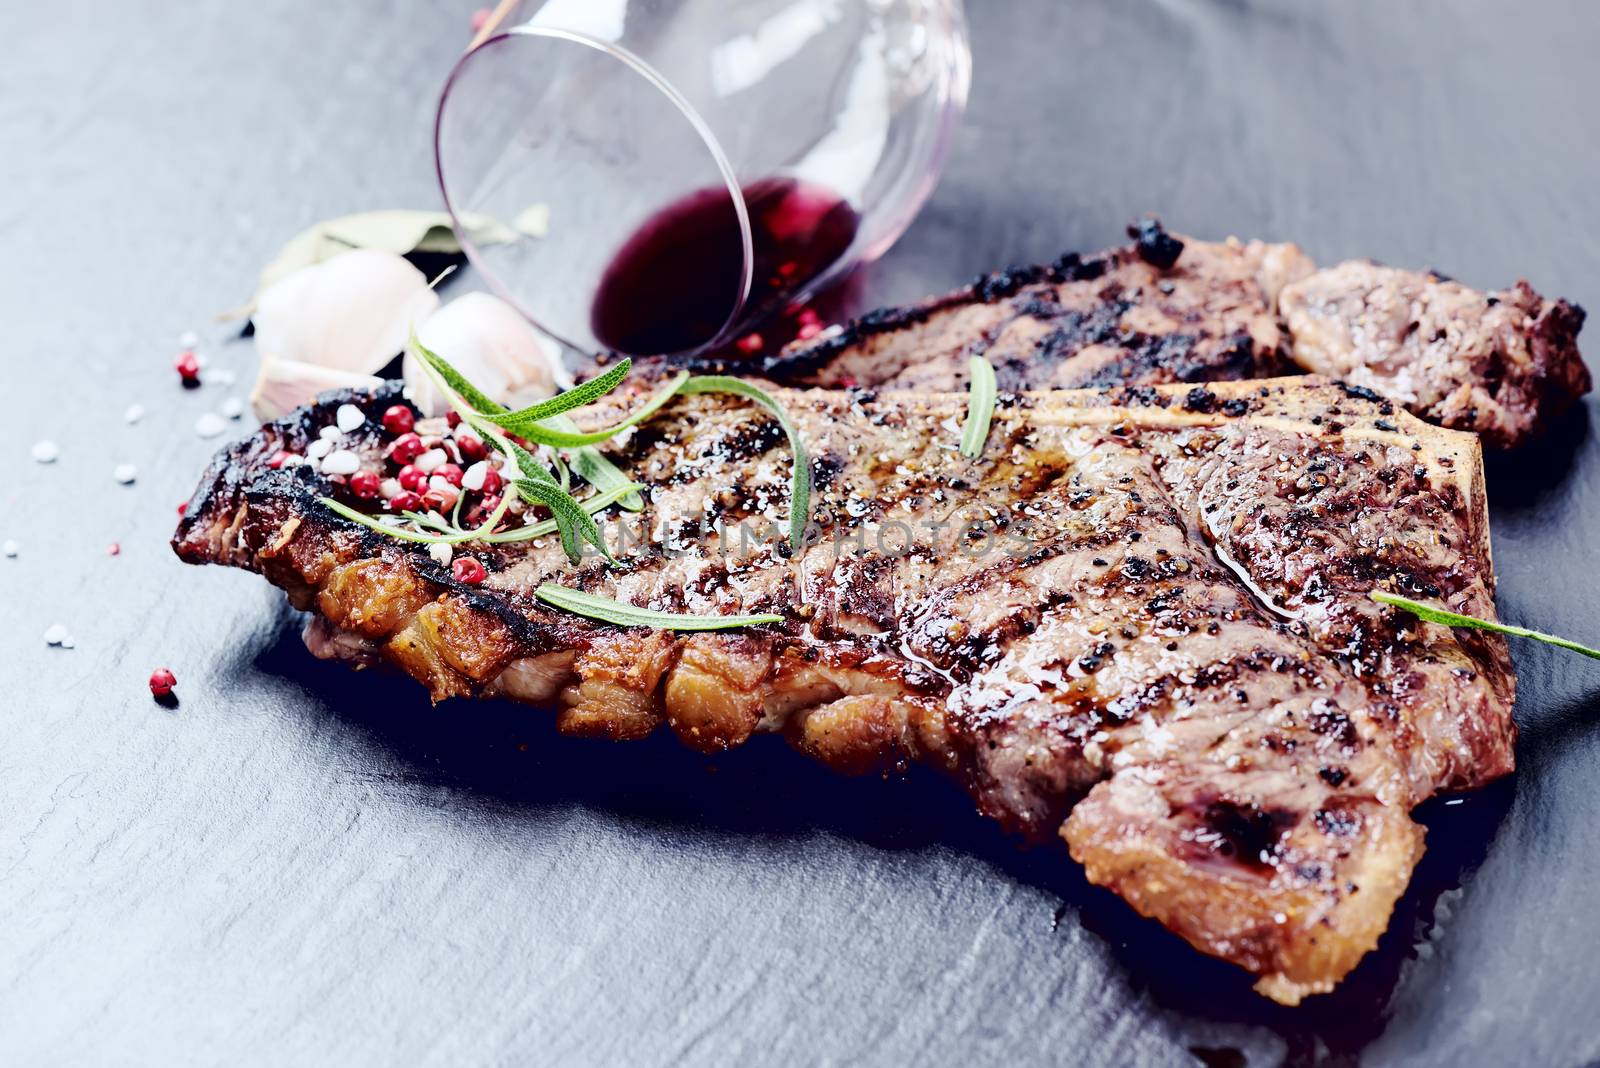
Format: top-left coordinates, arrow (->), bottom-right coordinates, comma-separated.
461,461 -> 491,491
44,623 -> 72,647
124,404 -> 145,424
2,540 -> 17,558
194,413 -> 225,438
306,438 -> 334,460
32,440 -> 59,463
379,478 -> 402,500
220,397 -> 244,419
177,329 -> 199,348
113,463 -> 137,484
318,425 -> 343,442
335,403 -> 366,432
320,449 -> 361,476
415,448 -> 448,474
428,542 -> 454,565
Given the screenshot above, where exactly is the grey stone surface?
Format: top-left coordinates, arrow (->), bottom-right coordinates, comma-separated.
3,1 -> 1598,1064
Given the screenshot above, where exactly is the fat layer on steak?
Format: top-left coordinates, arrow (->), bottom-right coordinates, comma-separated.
174,377 -> 1514,1004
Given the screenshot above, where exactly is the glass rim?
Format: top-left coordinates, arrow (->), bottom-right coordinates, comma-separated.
434,25 -> 757,357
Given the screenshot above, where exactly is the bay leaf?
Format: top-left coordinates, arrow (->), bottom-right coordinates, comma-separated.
219,209 -> 518,320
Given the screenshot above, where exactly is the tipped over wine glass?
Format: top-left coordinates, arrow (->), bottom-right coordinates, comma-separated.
435,0 -> 970,359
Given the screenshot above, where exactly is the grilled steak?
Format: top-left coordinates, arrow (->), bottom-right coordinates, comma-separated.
765,223 -> 1588,448
174,376 -> 1514,1004
1279,261 -> 1590,449
763,221 -> 1315,392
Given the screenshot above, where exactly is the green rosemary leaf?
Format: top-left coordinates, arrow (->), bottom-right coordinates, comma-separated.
959,355 -> 998,459
515,479 -> 613,563
493,371 -> 690,447
479,481 -> 643,543
561,427 -> 644,511
678,375 -> 810,552
408,330 -> 643,511
1370,592 -> 1600,661
409,331 -> 506,414
319,497 -> 456,544
479,360 -> 633,432
401,509 -> 455,533
493,433 -> 558,487
535,583 -> 783,631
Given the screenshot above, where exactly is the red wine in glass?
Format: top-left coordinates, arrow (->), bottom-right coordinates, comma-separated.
590,177 -> 860,357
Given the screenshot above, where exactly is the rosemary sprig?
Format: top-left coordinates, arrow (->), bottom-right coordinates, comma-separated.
482,360 -> 633,429
477,480 -> 642,543
557,416 -> 642,511
411,334 -> 641,510
320,497 -> 460,544
324,333 -> 811,634
959,355 -> 997,459
1371,592 -> 1600,661
515,478 -> 614,563
678,375 -> 810,552
535,583 -> 783,630
408,334 -> 613,561
413,333 -> 810,551
484,370 -> 689,446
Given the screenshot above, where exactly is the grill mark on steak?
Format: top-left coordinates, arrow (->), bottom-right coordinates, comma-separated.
173,376 -> 1512,1006
753,223 -> 1587,449
1279,261 -> 1590,449
762,223 -> 1313,394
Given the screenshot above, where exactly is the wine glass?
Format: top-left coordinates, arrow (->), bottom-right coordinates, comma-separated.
435,0 -> 970,359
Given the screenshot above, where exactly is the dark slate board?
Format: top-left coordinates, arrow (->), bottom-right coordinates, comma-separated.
4,2 -> 1598,1065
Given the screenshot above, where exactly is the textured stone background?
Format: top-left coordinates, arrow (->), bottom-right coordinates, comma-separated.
3,2 -> 1598,1064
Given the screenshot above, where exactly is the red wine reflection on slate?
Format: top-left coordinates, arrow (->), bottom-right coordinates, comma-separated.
590,177 -> 859,356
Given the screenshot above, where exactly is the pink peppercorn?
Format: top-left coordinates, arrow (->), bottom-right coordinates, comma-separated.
175,350 -> 201,383
149,668 -> 177,698
349,471 -> 381,499
382,405 -> 415,436
388,491 -> 423,513
389,432 -> 424,464
397,464 -> 426,492
452,557 -> 487,584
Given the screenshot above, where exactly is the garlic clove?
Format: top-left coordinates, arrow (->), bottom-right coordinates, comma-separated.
403,291 -> 567,416
253,249 -> 441,376
250,359 -> 384,422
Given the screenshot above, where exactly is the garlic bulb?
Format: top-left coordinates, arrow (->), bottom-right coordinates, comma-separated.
252,249 -> 440,375
403,291 -> 567,416
250,359 -> 383,422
